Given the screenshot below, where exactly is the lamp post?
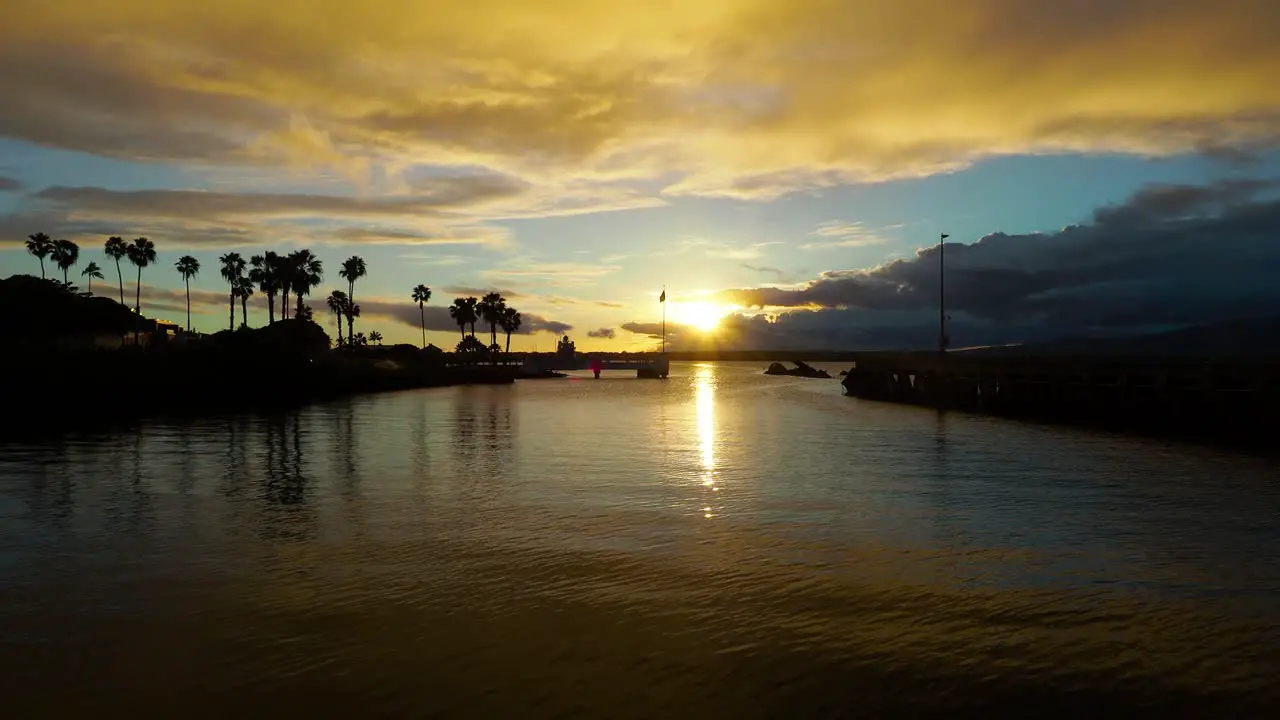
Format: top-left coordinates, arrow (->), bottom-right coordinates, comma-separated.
938,233 -> 949,355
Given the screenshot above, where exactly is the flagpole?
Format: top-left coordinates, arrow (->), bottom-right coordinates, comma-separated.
661,285 -> 666,354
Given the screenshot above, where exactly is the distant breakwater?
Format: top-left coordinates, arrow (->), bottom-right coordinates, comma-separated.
842,353 -> 1280,448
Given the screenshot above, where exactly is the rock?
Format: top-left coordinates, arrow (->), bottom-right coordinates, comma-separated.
763,360 -> 832,378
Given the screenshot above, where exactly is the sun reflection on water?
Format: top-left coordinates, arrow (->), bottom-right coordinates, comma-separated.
695,364 -> 719,517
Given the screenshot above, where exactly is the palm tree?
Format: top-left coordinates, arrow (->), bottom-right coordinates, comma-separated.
369,331 -> 383,345
477,292 -> 507,350
174,255 -> 200,332
347,303 -> 361,339
50,239 -> 80,286
250,252 -> 282,324
236,276 -> 255,329
448,297 -> 475,342
463,296 -> 479,338
326,290 -> 348,347
104,236 -> 128,304
411,285 -> 432,348
219,252 -> 246,331
126,237 -> 157,314
500,306 -> 522,354
25,233 -> 53,279
81,262 -> 104,296
339,255 -> 367,342
288,249 -> 323,318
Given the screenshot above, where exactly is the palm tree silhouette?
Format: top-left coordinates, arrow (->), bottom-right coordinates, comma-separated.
278,254 -> 292,320
347,303 -> 361,339
326,289 -> 348,347
250,252 -> 282,324
219,252 -> 246,331
81,261 -> 105,296
126,237 -> 156,315
288,249 -> 323,318
449,297 -> 475,342
104,236 -> 128,305
51,239 -> 80,286
463,296 -> 479,338
175,255 -> 200,332
477,292 -> 507,350
25,232 -> 53,279
236,276 -> 255,329
500,306 -> 522,354
411,284 -> 432,348
339,255 -> 366,342
369,331 -> 383,345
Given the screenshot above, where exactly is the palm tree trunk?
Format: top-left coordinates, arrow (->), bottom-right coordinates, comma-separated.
347,281 -> 355,342
38,257 -> 45,279
420,305 -> 426,348
241,296 -> 248,328
267,293 -> 275,324
336,311 -> 344,347
87,277 -> 92,295
505,331 -> 511,354
135,267 -> 142,314
63,267 -> 69,285
460,326 -> 465,342
185,278 -> 191,331
280,290 -> 288,319
229,292 -> 235,331
115,259 -> 124,304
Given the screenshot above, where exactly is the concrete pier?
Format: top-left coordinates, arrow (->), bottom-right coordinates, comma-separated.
841,354 -> 1280,444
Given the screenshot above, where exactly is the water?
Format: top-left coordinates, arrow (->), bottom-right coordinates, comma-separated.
3,362 -> 1279,717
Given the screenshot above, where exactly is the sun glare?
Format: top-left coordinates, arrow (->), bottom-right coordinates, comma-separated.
671,302 -> 730,332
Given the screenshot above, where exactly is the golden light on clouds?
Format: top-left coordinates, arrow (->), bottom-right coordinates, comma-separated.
668,301 -> 735,333
2,0 -> 1278,199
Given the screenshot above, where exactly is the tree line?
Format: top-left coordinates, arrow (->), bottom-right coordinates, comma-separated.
25,233 -> 524,353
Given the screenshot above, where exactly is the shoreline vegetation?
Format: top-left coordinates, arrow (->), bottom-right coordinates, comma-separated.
9,230 -> 560,433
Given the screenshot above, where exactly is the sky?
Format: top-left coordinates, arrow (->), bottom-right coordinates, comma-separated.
2,0 -> 1280,351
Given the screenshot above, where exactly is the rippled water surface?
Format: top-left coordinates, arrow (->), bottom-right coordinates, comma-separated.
3,362 -> 1280,717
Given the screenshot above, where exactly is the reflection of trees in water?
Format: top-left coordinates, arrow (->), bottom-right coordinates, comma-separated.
262,413 -> 307,507
105,428 -> 155,535
19,440 -> 75,531
411,398 -> 430,479
452,388 -> 514,503
220,416 -> 250,499
334,402 -> 359,497
453,389 -> 513,467
257,411 -> 315,542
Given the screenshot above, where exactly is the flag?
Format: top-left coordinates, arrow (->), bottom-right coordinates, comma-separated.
940,233 -> 949,240
659,289 -> 666,302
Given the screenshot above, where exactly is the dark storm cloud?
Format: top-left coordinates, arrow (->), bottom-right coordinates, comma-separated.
716,180 -> 1280,346
586,327 -> 616,339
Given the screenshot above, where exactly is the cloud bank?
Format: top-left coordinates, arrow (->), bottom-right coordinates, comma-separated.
701,180 -> 1280,349
0,0 -> 1276,199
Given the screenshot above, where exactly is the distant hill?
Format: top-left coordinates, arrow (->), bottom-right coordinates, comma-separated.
956,317 -> 1280,358
2,274 -> 151,339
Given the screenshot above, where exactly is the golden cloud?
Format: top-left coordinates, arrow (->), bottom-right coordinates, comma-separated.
2,0 -> 1278,198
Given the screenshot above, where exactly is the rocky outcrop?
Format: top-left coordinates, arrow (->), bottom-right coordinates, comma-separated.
764,360 -> 832,378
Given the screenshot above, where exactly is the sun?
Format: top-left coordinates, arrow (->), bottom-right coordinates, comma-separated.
670,301 -> 731,332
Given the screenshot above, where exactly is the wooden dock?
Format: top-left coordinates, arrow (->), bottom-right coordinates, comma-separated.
841,353 -> 1280,443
